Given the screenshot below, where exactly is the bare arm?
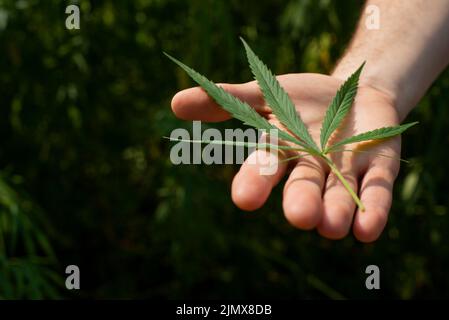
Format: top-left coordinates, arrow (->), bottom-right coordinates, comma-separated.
333,0 -> 449,120
169,0 -> 449,242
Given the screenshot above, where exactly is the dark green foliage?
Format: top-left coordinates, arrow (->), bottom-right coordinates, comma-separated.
1,0 -> 449,299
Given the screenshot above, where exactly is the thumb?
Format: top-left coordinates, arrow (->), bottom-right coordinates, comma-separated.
170,81 -> 266,122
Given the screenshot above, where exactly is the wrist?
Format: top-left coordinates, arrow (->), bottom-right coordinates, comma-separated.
332,57 -> 410,121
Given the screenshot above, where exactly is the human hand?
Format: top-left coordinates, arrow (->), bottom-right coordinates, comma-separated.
171,73 -> 401,242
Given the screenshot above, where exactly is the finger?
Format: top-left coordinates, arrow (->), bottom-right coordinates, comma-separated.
232,149 -> 288,211
282,157 -> 325,230
318,167 -> 358,240
353,162 -> 399,243
171,81 -> 266,122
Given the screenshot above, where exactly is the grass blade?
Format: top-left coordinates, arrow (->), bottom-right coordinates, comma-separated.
164,52 -> 307,148
320,62 -> 365,150
326,122 -> 418,152
240,38 -> 319,151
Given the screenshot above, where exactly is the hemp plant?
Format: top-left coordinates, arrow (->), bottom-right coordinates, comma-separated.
164,38 -> 417,211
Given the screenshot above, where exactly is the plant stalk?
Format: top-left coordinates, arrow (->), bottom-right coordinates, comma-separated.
323,156 -> 365,212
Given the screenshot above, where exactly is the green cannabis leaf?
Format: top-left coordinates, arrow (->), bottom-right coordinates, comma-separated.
164,53 -> 304,147
164,136 -> 307,152
240,37 -> 319,152
320,62 -> 364,150
326,122 -> 418,152
165,39 -> 418,212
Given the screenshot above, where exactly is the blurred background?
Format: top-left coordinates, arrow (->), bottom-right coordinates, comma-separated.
0,0 -> 448,299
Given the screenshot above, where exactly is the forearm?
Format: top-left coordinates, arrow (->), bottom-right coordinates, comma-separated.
333,0 -> 449,121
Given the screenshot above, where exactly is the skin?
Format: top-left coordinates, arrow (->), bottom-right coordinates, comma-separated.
170,0 -> 449,242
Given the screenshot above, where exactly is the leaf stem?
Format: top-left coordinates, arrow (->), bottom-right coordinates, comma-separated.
323,157 -> 365,212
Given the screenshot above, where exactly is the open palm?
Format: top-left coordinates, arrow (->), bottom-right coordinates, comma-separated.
171,73 -> 402,242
